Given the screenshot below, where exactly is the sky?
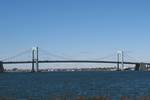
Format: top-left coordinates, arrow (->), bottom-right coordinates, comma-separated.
0,0 -> 150,62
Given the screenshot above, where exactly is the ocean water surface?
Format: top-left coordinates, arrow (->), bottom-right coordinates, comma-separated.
0,71 -> 150,100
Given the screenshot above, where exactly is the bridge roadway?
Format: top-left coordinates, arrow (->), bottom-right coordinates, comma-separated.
2,60 -> 150,65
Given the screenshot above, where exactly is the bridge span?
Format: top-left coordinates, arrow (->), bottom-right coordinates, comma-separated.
0,47 -> 150,72
0,60 -> 150,72
3,60 -> 150,65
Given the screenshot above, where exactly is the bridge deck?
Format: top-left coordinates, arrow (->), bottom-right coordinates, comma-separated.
2,60 -> 150,65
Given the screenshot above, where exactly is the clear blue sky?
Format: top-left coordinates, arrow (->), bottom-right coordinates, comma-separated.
0,0 -> 150,61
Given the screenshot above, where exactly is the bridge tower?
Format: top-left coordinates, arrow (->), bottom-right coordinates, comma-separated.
121,51 -> 124,70
117,51 -> 124,71
0,61 -> 4,73
36,47 -> 39,72
31,47 -> 39,72
32,48 -> 35,72
117,52 -> 120,71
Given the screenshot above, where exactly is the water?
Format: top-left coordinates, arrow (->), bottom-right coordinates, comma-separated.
0,71 -> 150,100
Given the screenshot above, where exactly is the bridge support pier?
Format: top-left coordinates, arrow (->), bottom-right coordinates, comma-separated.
0,61 -> 4,73
135,63 -> 140,71
135,63 -> 147,71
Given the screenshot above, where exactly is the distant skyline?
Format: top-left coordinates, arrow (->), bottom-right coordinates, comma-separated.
0,0 -> 150,63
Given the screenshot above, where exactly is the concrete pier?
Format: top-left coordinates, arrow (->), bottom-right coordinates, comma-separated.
0,61 -> 4,73
135,63 -> 147,71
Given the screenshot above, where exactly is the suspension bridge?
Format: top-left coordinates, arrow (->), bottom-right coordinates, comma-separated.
0,47 -> 149,72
